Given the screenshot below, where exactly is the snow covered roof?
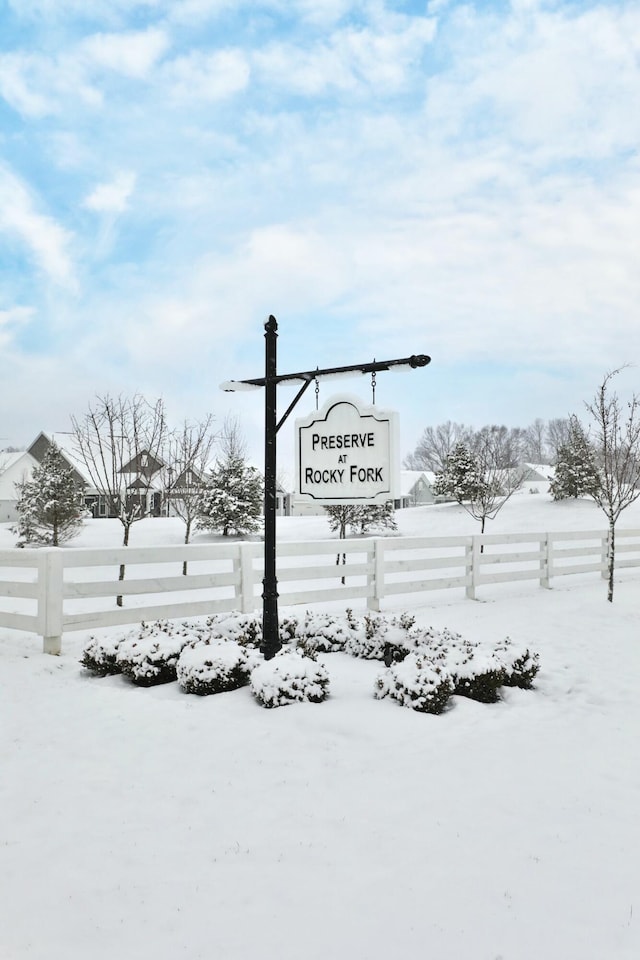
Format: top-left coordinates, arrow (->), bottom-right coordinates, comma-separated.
399,470 -> 435,496
0,450 -> 30,472
522,463 -> 556,481
0,450 -> 39,499
29,432 -> 94,486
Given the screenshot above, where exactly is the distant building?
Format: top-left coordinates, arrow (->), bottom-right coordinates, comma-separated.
0,450 -> 39,523
27,432 -> 166,519
394,470 -> 437,509
520,463 -> 555,494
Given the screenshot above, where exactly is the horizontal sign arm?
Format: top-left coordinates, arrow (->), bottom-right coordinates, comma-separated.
220,353 -> 430,392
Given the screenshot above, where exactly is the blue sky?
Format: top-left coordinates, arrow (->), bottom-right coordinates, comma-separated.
1,0 -> 639,468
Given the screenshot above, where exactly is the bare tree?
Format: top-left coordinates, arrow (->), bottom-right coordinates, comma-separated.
404,421 -> 473,472
584,368 -> 640,602
71,394 -> 168,605
471,425 -> 525,469
164,414 -> 217,574
546,417 -> 572,461
217,414 -> 248,461
523,418 -> 549,464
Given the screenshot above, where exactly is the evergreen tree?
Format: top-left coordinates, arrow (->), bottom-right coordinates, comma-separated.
550,416 -> 601,501
14,444 -> 87,546
324,501 -> 397,584
433,442 -> 487,503
324,502 -> 397,538
434,437 -> 524,538
196,453 -> 263,536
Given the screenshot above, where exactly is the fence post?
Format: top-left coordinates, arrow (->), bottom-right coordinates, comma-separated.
465,536 -> 479,600
540,534 -> 551,589
237,543 -> 256,614
38,549 -> 64,655
367,539 -> 385,612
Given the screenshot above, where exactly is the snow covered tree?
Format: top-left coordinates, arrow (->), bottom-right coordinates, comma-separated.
354,502 -> 398,535
14,444 -> 87,546
550,416 -> 600,501
324,501 -> 397,583
196,452 -> 263,537
433,442 -> 486,503
324,504 -> 361,541
584,368 -> 640,602
324,502 -> 397,538
435,436 -> 524,537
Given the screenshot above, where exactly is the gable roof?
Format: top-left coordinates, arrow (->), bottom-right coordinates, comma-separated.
399,470 -> 435,496
27,432 -> 91,486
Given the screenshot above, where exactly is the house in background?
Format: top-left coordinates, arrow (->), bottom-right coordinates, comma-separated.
394,470 -> 437,509
520,463 -> 555,494
27,432 -> 166,519
0,450 -> 39,523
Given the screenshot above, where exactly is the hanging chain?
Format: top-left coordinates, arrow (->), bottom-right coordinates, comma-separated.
371,366 -> 377,404
315,371 -> 320,410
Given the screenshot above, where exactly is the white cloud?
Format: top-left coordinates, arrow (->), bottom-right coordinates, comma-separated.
163,48 -> 250,101
0,27 -> 168,119
424,4 -> 640,160
0,166 -> 76,288
7,0 -> 165,21
0,306 -> 34,348
79,27 -> 169,79
0,54 -> 53,117
0,51 -> 102,117
253,15 -> 436,96
83,171 -> 137,213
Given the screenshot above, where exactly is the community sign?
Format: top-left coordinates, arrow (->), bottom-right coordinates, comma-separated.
296,395 -> 399,504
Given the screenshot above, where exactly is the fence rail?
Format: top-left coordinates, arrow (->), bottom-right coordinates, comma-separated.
1,527 -> 639,654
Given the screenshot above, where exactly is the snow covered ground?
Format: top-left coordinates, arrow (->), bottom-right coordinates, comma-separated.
2,492 -> 640,960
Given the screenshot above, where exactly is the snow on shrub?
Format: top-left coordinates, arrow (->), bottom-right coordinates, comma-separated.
115,623 -> 196,686
82,610 -> 539,709
81,620 -> 173,677
295,611 -> 355,654
81,631 -> 125,676
250,649 -> 330,708
375,623 -> 541,708
177,640 -> 256,696
375,652 -> 454,714
344,612 -> 416,661
209,613 -> 262,648
416,627 -> 507,703
494,637 -> 540,689
279,614 -> 300,644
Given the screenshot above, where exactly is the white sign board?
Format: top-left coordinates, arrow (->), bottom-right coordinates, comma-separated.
296,395 -> 399,504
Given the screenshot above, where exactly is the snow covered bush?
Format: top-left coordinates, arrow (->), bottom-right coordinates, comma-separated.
417,627 -> 507,703
278,614 -> 300,644
208,613 -> 262,648
250,650 -> 330,708
375,624 -> 541,708
115,623 -> 195,686
177,640 -> 256,696
344,612 -> 416,661
375,653 -> 454,714
494,637 -> 540,689
81,632 -> 125,676
294,611 -> 354,654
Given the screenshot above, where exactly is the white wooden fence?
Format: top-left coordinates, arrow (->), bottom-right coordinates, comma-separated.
1,528 -> 639,654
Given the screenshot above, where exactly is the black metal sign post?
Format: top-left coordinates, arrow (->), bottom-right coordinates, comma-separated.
221,315 -> 431,660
